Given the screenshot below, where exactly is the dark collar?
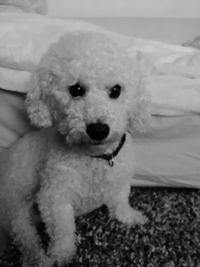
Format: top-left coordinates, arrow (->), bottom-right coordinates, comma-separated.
93,134 -> 126,167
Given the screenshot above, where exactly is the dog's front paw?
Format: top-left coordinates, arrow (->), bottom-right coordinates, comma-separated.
115,206 -> 147,226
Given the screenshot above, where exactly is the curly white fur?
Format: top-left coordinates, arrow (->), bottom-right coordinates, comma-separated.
0,31 -> 149,266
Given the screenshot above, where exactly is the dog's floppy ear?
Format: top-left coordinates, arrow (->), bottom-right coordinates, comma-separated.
127,53 -> 151,137
25,68 -> 54,128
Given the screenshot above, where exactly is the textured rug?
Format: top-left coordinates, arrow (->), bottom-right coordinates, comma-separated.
1,187 -> 200,267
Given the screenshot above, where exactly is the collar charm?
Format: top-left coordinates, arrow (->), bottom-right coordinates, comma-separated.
108,156 -> 115,167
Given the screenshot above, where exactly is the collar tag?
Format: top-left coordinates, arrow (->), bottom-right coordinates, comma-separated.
108,157 -> 114,167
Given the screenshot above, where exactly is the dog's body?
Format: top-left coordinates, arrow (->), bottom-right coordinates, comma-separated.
0,31 -> 148,266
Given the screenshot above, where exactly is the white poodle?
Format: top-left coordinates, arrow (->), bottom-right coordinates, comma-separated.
0,31 -> 149,267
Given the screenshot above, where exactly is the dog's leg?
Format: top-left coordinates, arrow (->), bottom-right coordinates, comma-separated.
11,202 -> 49,267
107,183 -> 147,226
51,202 -> 76,265
37,169 -> 79,266
38,193 -> 76,266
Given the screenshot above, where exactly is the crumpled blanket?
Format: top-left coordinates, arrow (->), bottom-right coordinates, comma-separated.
0,0 -> 47,14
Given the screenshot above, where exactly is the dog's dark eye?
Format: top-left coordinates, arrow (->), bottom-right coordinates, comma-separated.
109,84 -> 122,99
68,83 -> 86,98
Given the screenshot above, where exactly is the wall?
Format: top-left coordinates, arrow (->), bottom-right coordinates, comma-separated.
47,0 -> 200,18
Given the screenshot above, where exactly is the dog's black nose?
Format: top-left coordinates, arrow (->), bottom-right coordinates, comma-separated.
86,123 -> 110,141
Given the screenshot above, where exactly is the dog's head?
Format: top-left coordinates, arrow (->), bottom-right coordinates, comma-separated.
26,31 -> 149,151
